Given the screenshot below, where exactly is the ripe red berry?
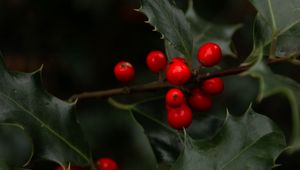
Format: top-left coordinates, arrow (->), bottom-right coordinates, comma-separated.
55,167 -> 64,170
197,42 -> 222,67
97,158 -> 118,170
167,104 -> 192,129
55,166 -> 84,170
146,51 -> 167,73
114,61 -> 135,83
188,88 -> 212,111
201,77 -> 224,95
171,57 -> 186,64
166,62 -> 191,85
165,88 -> 185,108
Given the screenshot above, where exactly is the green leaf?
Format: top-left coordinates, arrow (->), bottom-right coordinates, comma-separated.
245,60 -> 300,151
0,123 -> 33,167
171,107 -> 286,170
0,161 -> 28,170
109,97 -> 226,165
164,40 -> 183,60
244,0 -> 300,65
0,56 -> 91,166
242,15 -> 268,65
186,0 -> 241,60
275,22 -> 300,57
109,97 -> 183,164
250,0 -> 300,33
138,0 -> 193,58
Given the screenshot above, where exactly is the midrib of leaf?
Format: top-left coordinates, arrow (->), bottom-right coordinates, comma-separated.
165,4 -> 191,58
278,18 -> 300,35
264,1 -> 300,44
108,97 -> 178,135
141,0 -> 192,58
195,24 -> 212,41
219,132 -> 280,170
131,107 -> 178,135
0,92 -> 90,162
267,0 -> 277,32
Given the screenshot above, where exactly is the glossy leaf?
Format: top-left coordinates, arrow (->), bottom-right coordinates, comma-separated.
245,58 -> 300,151
242,15 -> 267,65
186,0 -> 241,59
244,0 -> 300,65
0,123 -> 33,167
164,0 -> 241,63
171,108 -> 286,170
0,161 -> 28,170
109,97 -> 183,164
250,0 -> 300,33
109,97 -> 226,165
0,56 -> 91,166
138,0 -> 193,58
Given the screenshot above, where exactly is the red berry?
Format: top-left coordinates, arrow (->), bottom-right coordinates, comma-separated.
165,88 -> 185,108
55,167 -> 64,170
197,42 -> 222,67
114,61 -> 135,83
146,51 -> 167,73
188,88 -> 212,111
201,77 -> 224,95
171,57 -> 186,64
167,104 -> 192,129
55,166 -> 84,170
166,62 -> 191,85
97,158 -> 118,170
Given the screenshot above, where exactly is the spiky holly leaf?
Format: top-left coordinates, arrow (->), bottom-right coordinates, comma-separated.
171,107 -> 286,170
243,0 -> 300,65
138,0 -> 193,58
109,97 -> 226,165
0,56 -> 91,166
244,49 -> 300,151
109,97 -> 183,164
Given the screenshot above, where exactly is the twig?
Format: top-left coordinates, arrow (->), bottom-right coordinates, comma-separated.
68,57 -> 290,102
68,81 -> 172,102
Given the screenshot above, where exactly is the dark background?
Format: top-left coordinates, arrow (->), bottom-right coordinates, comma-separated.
0,0 -> 299,169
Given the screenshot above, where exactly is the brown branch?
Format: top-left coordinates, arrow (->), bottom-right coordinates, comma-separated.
68,81 -> 172,102
68,57 -> 290,102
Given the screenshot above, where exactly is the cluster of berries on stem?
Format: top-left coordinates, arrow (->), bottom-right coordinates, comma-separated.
113,42 -> 224,130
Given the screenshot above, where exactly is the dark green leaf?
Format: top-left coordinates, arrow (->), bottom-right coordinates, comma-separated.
132,99 -> 183,164
171,108 -> 286,170
138,0 -> 193,58
0,123 -> 33,166
250,0 -> 300,33
245,59 -> 300,151
275,22 -> 300,57
109,97 -> 226,165
244,0 -> 300,65
186,0 -> 241,62
0,161 -> 28,170
164,40 -> 183,60
0,56 -> 91,166
242,15 -> 268,65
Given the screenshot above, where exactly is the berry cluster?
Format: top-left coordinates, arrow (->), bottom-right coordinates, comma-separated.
113,42 -> 224,130
55,158 -> 118,170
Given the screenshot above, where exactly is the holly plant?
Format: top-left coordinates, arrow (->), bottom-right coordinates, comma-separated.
0,0 -> 300,169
